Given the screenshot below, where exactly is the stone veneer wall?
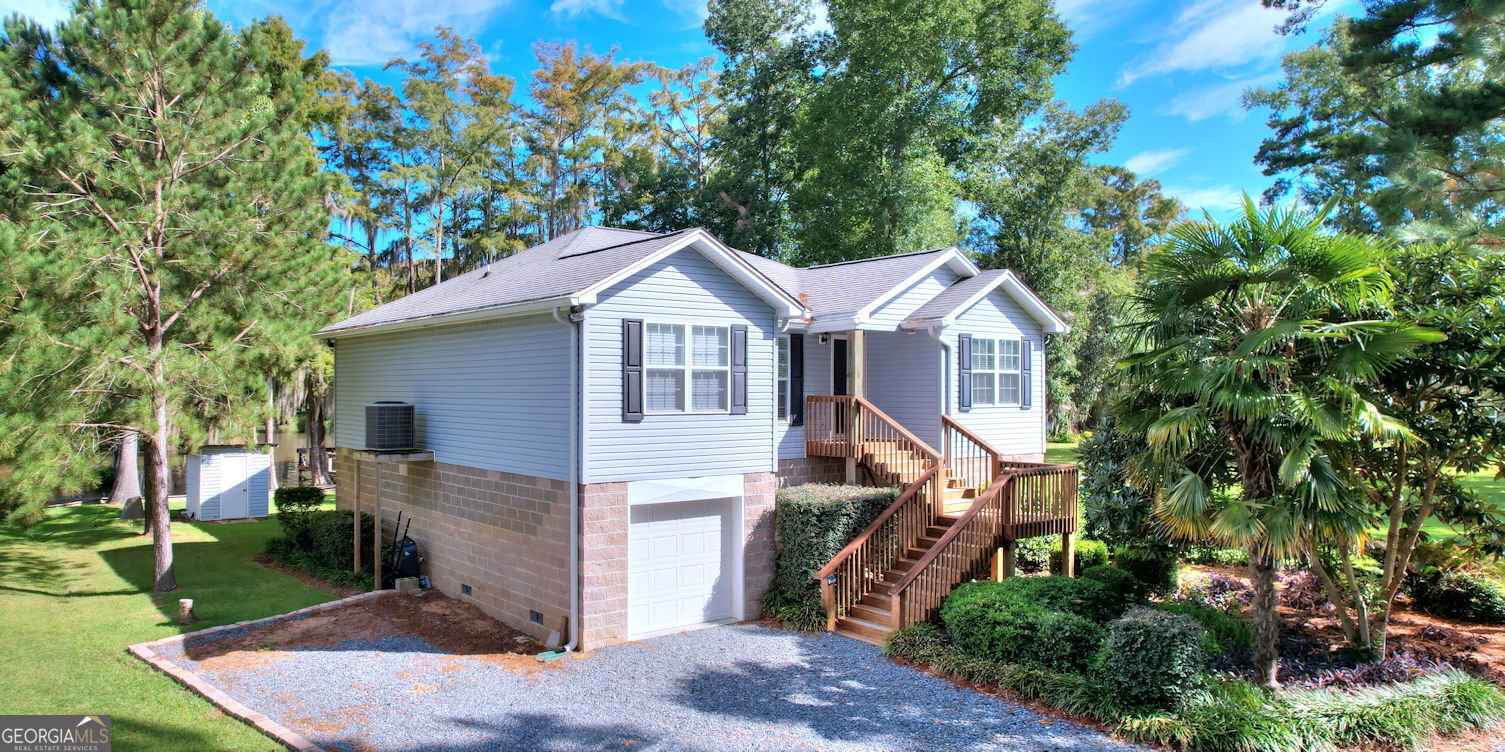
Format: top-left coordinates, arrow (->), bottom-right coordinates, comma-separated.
334,448 -> 571,641
577,471 -> 778,650
774,456 -> 846,488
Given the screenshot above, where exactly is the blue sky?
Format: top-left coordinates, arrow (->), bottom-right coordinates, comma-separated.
3,0 -> 1347,218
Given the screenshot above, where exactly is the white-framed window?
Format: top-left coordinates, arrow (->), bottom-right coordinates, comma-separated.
972,338 -> 1023,406
645,322 -> 731,414
971,338 -> 995,406
777,335 -> 791,421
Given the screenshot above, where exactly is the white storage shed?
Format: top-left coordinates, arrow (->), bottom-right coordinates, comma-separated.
185,447 -> 272,520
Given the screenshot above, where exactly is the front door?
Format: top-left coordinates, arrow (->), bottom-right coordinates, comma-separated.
832,338 -> 849,396
832,338 -> 849,435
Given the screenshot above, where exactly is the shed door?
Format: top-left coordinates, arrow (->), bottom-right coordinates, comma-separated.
220,454 -> 250,519
628,499 -> 734,636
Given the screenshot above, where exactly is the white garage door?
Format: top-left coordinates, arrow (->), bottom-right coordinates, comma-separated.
628,499 -> 735,636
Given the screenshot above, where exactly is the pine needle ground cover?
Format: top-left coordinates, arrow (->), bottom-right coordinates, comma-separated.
0,504 -> 334,751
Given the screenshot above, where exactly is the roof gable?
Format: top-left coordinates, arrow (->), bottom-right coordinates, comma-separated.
900,270 -> 1069,334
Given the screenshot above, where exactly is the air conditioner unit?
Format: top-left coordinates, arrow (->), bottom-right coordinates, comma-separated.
365,401 -> 415,452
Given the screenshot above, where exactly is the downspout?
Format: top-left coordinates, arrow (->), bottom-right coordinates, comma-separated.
540,305 -> 582,660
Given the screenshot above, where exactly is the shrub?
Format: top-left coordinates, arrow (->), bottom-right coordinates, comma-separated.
1015,536 -> 1054,573
941,578 -> 1121,670
264,509 -> 375,590
1035,610 -> 1106,672
1153,601 -> 1252,656
759,585 -> 825,632
769,484 -> 898,596
1099,606 -> 1207,710
1079,418 -> 1160,550
1185,544 -> 1249,566
763,484 -> 897,626
1405,568 -> 1505,624
1082,565 -> 1139,599
1114,545 -> 1181,597
273,486 -> 328,548
1051,538 -> 1109,575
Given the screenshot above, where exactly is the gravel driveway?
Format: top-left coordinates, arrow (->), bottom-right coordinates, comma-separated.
157,602 -> 1141,751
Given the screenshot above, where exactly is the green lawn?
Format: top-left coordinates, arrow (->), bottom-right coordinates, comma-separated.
1046,437 -> 1080,466
0,501 -> 335,751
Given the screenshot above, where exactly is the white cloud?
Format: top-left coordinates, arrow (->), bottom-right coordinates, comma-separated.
661,0 -> 708,23
1162,74 -> 1279,121
1119,0 -> 1287,85
1124,148 -> 1191,177
1054,0 -> 1146,41
550,0 -> 625,22
318,0 -> 511,67
1166,184 -> 1248,213
0,0 -> 68,27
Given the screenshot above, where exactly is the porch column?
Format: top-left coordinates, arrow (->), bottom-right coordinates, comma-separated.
849,330 -> 866,399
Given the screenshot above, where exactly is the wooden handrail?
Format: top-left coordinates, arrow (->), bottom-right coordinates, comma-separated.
941,414 -> 1005,459
887,462 -> 1079,627
888,470 -> 1015,594
805,395 -> 942,462
815,466 -> 941,580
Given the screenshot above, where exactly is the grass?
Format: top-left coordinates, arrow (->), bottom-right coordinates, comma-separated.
0,501 -> 336,751
1046,436 -> 1080,466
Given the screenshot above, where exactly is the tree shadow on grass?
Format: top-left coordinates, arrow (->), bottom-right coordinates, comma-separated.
6,504 -> 151,550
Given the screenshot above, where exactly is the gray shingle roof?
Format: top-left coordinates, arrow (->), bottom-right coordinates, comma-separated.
794,249 -> 955,318
321,227 -> 686,334
319,227 -> 1006,336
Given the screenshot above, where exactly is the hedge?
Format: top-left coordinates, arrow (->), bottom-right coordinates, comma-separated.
1051,538 -> 1109,575
265,508 -> 375,590
1099,607 -> 1207,710
761,483 -> 898,627
1405,569 -> 1505,624
1114,545 -> 1181,597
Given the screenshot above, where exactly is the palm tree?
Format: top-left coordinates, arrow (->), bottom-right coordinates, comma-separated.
1116,198 -> 1439,688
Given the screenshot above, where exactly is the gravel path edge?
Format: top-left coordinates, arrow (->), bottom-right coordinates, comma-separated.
127,589 -> 391,752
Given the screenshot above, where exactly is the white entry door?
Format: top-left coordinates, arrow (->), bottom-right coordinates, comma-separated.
627,499 -> 734,636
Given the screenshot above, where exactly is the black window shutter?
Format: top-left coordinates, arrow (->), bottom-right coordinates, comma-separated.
1020,338 -> 1033,409
789,333 -> 805,426
622,319 -> 643,422
957,333 -> 972,412
730,325 -> 748,415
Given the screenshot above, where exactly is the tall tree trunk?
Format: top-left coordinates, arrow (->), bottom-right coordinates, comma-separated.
265,380 -> 278,493
108,431 -> 142,504
1249,550 -> 1279,688
306,397 -> 331,486
145,388 -> 177,592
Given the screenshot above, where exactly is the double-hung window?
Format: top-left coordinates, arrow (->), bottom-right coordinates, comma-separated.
645,322 -> 730,414
970,338 -> 1023,406
777,335 -> 791,421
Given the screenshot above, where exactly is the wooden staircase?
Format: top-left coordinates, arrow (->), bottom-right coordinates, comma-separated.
806,396 -> 1078,646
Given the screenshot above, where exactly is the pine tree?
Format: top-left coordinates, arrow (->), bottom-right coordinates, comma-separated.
0,0 -> 345,589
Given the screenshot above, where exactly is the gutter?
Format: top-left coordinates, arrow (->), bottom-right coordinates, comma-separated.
540,305 -> 584,660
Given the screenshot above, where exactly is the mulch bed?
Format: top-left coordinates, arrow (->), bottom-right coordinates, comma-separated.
1180,564 -> 1505,686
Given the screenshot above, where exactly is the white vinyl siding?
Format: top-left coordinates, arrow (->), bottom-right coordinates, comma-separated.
331,313 -> 572,481
863,265 -> 962,329
585,248 -> 776,482
945,290 -> 1047,457
864,331 -> 945,448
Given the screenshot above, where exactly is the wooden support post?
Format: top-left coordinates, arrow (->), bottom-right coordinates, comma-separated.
352,456 -> 361,575
820,579 -> 836,631
373,462 -> 382,590
993,540 -> 1016,581
850,330 -> 866,399
1061,531 -> 1075,578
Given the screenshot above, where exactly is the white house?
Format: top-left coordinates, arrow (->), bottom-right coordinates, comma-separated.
320,226 -> 1072,650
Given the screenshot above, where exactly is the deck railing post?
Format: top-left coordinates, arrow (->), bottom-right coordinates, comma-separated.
820,578 -> 836,631
1061,531 -> 1075,578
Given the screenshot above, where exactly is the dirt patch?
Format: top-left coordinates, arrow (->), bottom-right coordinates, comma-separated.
182,591 -> 544,674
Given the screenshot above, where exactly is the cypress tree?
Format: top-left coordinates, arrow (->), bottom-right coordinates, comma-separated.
0,0 -> 345,590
